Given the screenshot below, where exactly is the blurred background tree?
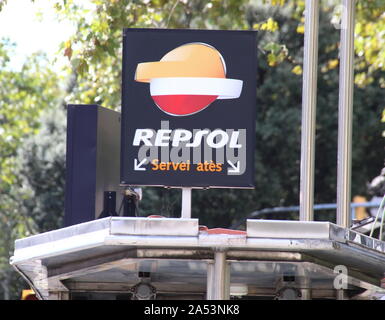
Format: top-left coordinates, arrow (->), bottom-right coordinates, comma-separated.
0,39 -> 63,299
0,0 -> 384,299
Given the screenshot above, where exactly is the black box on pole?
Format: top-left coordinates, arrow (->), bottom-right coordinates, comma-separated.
64,104 -> 122,227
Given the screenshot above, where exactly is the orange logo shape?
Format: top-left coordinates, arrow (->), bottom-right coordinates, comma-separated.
135,43 -> 243,116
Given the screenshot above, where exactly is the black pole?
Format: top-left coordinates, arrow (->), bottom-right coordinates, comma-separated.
99,191 -> 118,218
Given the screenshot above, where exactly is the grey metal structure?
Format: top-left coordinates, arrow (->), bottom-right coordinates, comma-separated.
181,188 -> 192,219
300,0 -> 319,222
231,201 -> 381,229
337,0 -> 356,229
10,218 -> 385,300
300,0 -> 358,229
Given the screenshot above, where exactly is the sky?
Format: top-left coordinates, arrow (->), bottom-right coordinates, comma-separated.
0,0 -> 75,70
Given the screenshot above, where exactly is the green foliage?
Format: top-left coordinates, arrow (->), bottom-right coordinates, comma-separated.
352,1 -> 385,85
0,40 -> 62,185
0,39 -> 63,299
16,106 -> 67,232
0,0 -> 7,12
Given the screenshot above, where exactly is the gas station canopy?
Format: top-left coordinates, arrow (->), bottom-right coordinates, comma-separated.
11,217 -> 385,300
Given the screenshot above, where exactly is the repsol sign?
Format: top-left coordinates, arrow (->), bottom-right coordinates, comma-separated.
120,29 -> 257,188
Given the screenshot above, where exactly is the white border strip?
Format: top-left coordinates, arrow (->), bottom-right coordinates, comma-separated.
150,77 -> 243,99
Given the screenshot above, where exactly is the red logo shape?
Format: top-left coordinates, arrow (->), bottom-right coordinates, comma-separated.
135,43 -> 243,116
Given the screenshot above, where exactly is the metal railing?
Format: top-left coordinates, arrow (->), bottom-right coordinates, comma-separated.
231,201 -> 381,230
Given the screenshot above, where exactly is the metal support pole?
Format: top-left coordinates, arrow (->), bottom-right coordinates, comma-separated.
300,0 -> 319,221
181,188 -> 192,219
206,262 -> 214,300
337,0 -> 356,228
298,266 -> 312,300
336,289 -> 346,300
207,251 -> 230,300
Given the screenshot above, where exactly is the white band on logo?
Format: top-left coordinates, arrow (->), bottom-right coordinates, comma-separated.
150,77 -> 243,99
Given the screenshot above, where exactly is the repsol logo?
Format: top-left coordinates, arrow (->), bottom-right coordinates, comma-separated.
132,120 -> 247,175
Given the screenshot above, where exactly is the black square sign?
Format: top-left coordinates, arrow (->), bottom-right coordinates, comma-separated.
120,28 -> 257,188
